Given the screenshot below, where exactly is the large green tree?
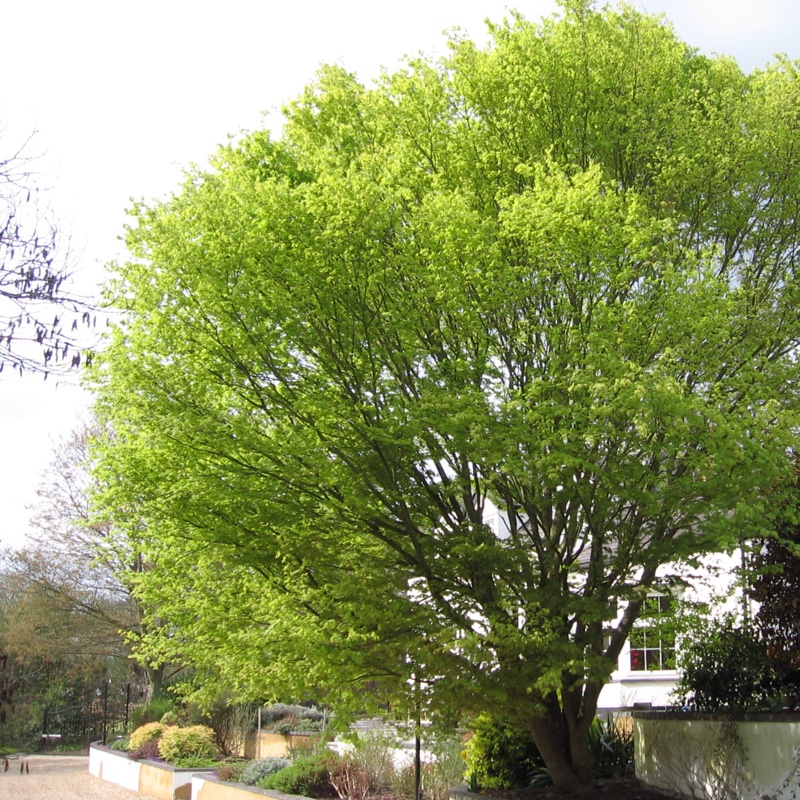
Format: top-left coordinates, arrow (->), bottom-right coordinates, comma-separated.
91,1 -> 800,791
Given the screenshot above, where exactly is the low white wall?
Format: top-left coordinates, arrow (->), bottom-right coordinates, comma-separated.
89,743 -> 142,792
634,711 -> 800,800
89,742 -> 216,800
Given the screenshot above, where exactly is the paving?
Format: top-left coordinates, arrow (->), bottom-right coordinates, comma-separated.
0,754 -> 152,800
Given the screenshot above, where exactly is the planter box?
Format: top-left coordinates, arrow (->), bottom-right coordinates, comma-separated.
634,710 -> 800,800
192,775 -> 307,800
89,742 -> 216,800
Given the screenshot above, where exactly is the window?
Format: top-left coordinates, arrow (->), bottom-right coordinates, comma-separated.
629,595 -> 675,672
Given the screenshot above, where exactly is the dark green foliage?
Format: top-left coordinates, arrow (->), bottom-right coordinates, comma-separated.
258,753 -> 338,797
750,466 -> 800,708
587,718 -> 634,778
238,757 -> 291,786
130,698 -> 174,729
675,618 -> 777,711
463,714 -> 543,790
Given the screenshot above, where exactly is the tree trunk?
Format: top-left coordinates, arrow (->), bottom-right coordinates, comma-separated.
527,695 -> 596,794
144,663 -> 164,702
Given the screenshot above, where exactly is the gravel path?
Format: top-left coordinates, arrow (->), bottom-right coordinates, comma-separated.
0,754 -> 153,800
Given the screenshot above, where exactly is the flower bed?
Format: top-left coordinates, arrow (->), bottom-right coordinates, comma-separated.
634,710 -> 800,800
89,741 -> 217,800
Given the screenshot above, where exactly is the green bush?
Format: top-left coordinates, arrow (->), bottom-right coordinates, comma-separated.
463,715 -> 543,790
158,725 -> 218,762
238,757 -> 291,786
128,722 -> 165,752
109,737 -> 130,751
130,698 -> 174,729
258,753 -> 338,797
675,617 -> 777,710
160,711 -> 180,726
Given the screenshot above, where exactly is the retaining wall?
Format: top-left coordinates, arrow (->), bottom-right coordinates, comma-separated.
634,710 -> 800,800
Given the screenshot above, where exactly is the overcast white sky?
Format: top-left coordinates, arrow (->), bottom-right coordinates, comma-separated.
1,0 -> 799,548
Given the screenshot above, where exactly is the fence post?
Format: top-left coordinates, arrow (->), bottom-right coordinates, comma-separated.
41,707 -> 49,753
102,680 -> 109,745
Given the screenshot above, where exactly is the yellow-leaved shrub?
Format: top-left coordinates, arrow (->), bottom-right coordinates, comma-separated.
128,722 -> 165,751
157,725 -> 218,762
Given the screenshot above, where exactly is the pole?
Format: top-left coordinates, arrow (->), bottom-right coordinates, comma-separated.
102,680 -> 109,745
41,707 -> 48,753
414,674 -> 422,800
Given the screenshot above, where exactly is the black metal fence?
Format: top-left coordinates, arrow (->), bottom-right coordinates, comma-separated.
41,681 -> 132,750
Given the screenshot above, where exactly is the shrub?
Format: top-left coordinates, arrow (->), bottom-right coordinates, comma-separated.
329,752 -> 371,800
109,737 -> 130,752
274,718 -> 299,735
130,698 -> 174,729
128,722 -> 165,752
463,714 -> 543,790
587,717 -> 634,778
238,757 -> 291,786
158,725 -> 218,762
129,738 -> 162,762
351,731 -> 396,791
258,753 -> 338,797
160,711 -> 180,726
424,738 -> 468,800
208,702 -> 257,756
215,762 -> 245,782
295,717 -> 324,732
675,616 -> 777,710
390,739 -> 467,800
261,703 -> 325,727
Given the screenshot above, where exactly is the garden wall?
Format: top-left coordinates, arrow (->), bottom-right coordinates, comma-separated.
192,775 -> 306,800
634,710 -> 800,800
89,742 -> 215,800
242,731 -> 319,759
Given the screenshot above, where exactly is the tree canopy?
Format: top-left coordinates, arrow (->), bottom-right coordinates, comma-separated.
91,1 -> 800,791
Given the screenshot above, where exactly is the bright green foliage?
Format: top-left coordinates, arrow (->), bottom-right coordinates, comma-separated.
128,722 -> 164,752
157,725 -> 218,762
463,714 -> 543,789
91,0 -> 800,792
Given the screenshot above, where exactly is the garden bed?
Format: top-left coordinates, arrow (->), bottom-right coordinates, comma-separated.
634,710 -> 800,800
89,741 -> 217,800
